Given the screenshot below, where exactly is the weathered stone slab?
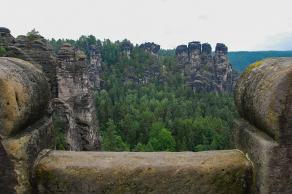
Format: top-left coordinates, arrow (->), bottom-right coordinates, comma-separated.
34,150 -> 252,194
0,140 -> 17,194
1,116 -> 54,194
235,58 -> 292,144
234,119 -> 292,194
234,58 -> 292,194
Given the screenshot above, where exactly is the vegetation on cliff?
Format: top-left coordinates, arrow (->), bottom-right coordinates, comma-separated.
0,47 -> 6,57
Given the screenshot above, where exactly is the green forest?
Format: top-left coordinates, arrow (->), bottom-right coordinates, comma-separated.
50,36 -> 238,152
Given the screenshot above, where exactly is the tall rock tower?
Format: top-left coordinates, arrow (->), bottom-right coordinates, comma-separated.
88,44 -> 102,90
53,43 -> 100,151
175,42 -> 236,93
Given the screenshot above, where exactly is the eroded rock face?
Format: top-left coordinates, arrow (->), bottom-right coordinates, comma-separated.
175,42 -> 236,93
56,44 -> 99,151
234,58 -> 292,194
0,27 -> 15,47
88,44 -> 102,90
0,32 -> 59,98
202,43 -> 212,55
139,42 -> 160,56
34,150 -> 252,194
0,58 -> 50,137
235,58 -> 292,143
0,141 -> 17,194
213,43 -> 233,92
175,45 -> 189,71
120,40 -> 134,58
0,28 -> 100,151
2,116 -> 54,194
0,57 -> 53,194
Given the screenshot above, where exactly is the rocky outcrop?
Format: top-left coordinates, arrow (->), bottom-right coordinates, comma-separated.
55,44 -> 99,151
120,40 -> 134,58
0,57 -> 54,194
88,44 -> 102,90
34,150 -> 252,194
175,45 -> 189,71
0,27 -> 15,47
139,42 -> 160,56
0,58 -> 50,137
213,43 -> 233,92
0,141 -> 17,194
120,42 -> 162,85
234,58 -> 292,194
0,31 -> 58,97
0,28 -> 101,151
176,42 -> 236,93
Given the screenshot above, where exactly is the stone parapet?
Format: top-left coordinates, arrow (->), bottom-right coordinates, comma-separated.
34,150 -> 252,194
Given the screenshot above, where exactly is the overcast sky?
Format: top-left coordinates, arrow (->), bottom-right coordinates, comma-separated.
1,0 -> 292,51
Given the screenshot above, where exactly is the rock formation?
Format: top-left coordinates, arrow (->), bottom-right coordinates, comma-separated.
1,31 -> 58,97
234,58 -> 292,194
88,44 -> 102,90
54,43 -> 99,150
120,42 -> 162,85
176,42 -> 236,93
120,40 -> 134,58
0,57 -> 54,194
0,28 -> 100,151
0,27 -> 15,47
138,42 -> 161,83
1,27 -> 292,194
213,43 -> 233,92
139,42 -> 160,56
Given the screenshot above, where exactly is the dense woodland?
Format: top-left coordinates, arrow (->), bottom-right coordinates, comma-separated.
7,34 -> 290,152
49,36 -> 239,152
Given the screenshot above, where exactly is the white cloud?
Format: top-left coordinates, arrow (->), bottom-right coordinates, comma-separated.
1,0 -> 292,51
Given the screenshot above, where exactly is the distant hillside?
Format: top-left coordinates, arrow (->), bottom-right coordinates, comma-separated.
228,51 -> 292,72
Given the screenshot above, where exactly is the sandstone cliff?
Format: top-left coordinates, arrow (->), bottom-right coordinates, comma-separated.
54,43 -> 99,150
120,39 -> 134,58
0,57 -> 54,194
0,28 -> 100,151
234,58 -> 292,194
139,42 -> 160,57
0,29 -> 58,98
176,42 -> 237,93
0,27 -> 14,47
88,44 -> 102,90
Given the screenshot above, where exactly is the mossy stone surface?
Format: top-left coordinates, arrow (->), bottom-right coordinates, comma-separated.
234,58 -> 292,144
34,150 -> 252,194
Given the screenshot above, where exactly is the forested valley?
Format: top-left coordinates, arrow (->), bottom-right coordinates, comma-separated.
50,36 -> 238,152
